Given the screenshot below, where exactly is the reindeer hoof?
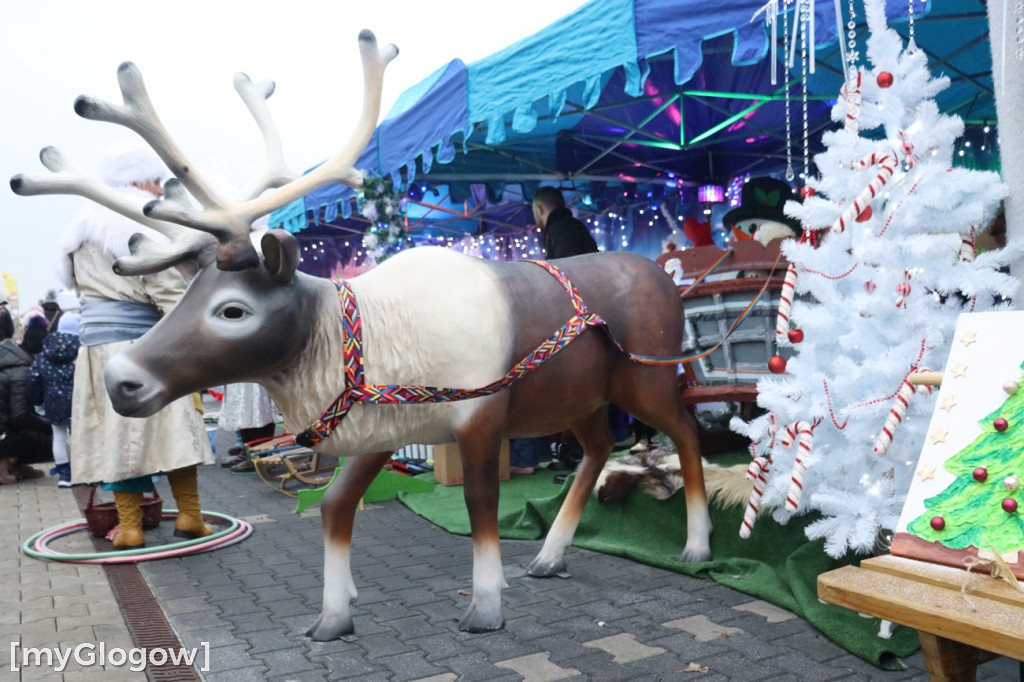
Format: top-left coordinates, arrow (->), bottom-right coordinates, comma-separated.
526,556 -> 568,578
674,547 -> 712,564
458,604 -> 504,633
306,613 -> 354,641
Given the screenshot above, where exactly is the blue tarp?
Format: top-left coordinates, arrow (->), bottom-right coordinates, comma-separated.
270,0 -> 995,236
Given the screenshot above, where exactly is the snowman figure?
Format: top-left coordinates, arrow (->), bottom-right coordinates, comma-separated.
722,176 -> 801,246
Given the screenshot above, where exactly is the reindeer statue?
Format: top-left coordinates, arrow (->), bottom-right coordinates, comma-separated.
11,30 -> 712,640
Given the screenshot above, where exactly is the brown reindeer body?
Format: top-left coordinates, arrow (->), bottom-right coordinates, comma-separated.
104,241 -> 711,637
11,33 -> 710,641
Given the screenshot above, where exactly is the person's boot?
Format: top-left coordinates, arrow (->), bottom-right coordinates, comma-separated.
166,466 -> 212,539
54,462 -> 72,488
0,459 -> 17,485
111,491 -> 146,549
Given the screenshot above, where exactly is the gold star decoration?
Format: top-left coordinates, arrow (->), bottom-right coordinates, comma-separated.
951,363 -> 969,378
930,429 -> 949,444
940,395 -> 957,412
959,331 -> 977,347
917,466 -> 936,481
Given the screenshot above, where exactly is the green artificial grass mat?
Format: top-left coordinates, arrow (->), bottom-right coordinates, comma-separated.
398,456 -> 919,669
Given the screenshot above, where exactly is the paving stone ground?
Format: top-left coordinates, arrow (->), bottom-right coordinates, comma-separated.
5,432 -> 1022,680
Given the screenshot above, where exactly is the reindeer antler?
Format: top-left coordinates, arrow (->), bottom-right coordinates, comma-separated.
135,29 -> 397,271
9,147 -> 217,276
233,73 -> 298,201
11,29 -> 398,274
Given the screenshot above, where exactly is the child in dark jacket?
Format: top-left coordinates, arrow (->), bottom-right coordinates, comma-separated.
27,313 -> 80,487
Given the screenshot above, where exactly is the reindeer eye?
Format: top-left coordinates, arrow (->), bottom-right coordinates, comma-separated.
219,306 -> 248,320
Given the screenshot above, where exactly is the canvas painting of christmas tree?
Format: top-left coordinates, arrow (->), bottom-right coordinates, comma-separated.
891,311 -> 1024,578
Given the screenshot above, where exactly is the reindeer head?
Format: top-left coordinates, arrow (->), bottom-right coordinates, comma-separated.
105,230 -> 319,416
11,30 -> 398,417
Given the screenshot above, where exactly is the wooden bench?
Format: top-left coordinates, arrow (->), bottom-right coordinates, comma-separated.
656,240 -> 790,451
818,554 -> 1024,680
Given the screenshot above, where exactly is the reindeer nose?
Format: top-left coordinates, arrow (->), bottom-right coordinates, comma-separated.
118,379 -> 145,395
104,353 -> 166,417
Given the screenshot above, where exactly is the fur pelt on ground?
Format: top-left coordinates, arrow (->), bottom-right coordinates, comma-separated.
595,448 -> 758,511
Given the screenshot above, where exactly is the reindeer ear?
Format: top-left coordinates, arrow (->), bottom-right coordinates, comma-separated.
261,229 -> 300,283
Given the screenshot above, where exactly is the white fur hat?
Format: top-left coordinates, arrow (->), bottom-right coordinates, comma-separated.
100,141 -> 169,188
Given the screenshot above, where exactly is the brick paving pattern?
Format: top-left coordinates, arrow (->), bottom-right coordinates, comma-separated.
3,432 -> 1021,680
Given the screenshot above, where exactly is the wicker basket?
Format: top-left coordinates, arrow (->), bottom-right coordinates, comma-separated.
84,485 -> 164,538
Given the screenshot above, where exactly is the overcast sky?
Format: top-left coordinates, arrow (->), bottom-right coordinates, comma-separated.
0,0 -> 588,311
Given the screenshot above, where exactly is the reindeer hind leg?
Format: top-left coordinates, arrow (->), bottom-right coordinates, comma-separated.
616,371 -> 712,563
528,407 -> 614,577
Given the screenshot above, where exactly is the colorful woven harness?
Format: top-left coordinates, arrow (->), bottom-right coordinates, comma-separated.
296,261 -> 607,447
295,255 -> 781,448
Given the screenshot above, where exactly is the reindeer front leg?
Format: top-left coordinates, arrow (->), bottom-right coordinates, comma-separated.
455,421 -> 507,632
307,450 -> 392,641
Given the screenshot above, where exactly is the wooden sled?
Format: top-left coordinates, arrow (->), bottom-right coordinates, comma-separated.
656,239 -> 791,454
246,434 -> 339,495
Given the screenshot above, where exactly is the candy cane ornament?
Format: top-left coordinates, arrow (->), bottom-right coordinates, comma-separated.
960,229 -> 976,263
895,269 -> 913,309
874,370 -> 934,456
830,153 -> 897,235
776,263 -> 800,338
781,421 -> 814,512
740,455 -> 771,539
840,70 -> 862,134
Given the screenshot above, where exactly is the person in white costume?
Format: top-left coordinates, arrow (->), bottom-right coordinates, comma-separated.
57,142 -> 214,549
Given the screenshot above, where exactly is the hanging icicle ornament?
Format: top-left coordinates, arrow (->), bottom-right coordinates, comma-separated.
754,0 -> 782,85
906,0 -> 918,55
740,455 -> 771,538
845,0 -> 860,81
800,0 -> 811,181
783,0 -> 795,182
781,421 -> 814,511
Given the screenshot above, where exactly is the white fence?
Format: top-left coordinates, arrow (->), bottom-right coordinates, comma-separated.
393,443 -> 433,462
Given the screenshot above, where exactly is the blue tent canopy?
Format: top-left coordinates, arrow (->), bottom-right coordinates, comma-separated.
270,0 -> 994,247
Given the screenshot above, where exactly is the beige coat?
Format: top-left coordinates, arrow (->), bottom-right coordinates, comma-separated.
67,240 -> 213,484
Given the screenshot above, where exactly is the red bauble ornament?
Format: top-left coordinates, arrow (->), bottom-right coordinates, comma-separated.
855,205 -> 873,222
1002,498 -> 1019,514
973,467 -> 988,483
787,329 -> 805,344
768,355 -> 787,374
800,186 -> 816,199
876,71 -> 894,88
994,418 -> 1009,432
929,516 -> 945,531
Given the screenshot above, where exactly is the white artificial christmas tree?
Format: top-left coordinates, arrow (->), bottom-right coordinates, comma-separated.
733,0 -> 1020,558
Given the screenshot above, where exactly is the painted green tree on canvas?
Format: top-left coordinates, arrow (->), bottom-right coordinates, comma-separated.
909,363 -> 1024,552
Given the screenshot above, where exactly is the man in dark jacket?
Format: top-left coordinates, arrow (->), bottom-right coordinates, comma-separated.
0,319 -> 51,483
510,188 -> 599,475
533,186 -> 598,259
